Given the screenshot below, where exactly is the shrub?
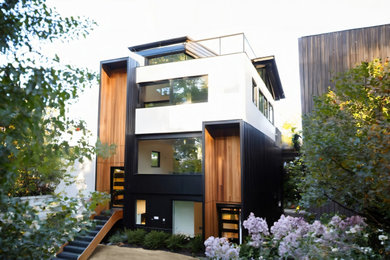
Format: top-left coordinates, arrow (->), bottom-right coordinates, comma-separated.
108,230 -> 126,244
206,213 -> 389,259
125,228 -> 147,245
204,236 -> 240,259
166,234 -> 188,251
187,234 -> 204,254
143,230 -> 170,249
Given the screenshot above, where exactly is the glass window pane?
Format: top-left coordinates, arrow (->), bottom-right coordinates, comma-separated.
142,81 -> 170,107
138,137 -> 202,174
151,151 -> 160,167
172,76 -> 208,105
140,76 -> 207,108
252,79 -> 258,107
148,53 -> 193,65
136,200 -> 146,225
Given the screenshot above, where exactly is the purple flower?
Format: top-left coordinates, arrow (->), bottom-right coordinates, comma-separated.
204,236 -> 240,259
243,212 -> 269,248
271,215 -> 309,240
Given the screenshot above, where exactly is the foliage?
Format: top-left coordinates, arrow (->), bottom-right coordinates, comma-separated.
283,157 -> 306,208
206,213 -> 388,259
0,0 -> 101,258
0,0 -> 97,196
95,138 -> 117,160
166,234 -> 189,251
108,230 -> 126,244
143,230 -> 170,249
125,228 -> 146,245
173,137 -> 202,174
0,191 -> 105,259
301,59 -> 390,231
187,234 -> 205,254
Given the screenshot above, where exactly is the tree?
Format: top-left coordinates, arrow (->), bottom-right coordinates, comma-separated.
300,59 -> 390,231
0,0 -> 107,258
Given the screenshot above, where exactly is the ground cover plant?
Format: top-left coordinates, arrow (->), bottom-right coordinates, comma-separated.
107,229 -> 204,256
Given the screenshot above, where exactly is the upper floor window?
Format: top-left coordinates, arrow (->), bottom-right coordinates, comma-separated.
252,79 -> 258,106
139,75 -> 208,108
147,53 -> 194,65
252,78 -> 274,124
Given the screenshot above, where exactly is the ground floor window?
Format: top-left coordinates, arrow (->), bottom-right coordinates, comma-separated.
136,200 -> 146,225
172,201 -> 203,237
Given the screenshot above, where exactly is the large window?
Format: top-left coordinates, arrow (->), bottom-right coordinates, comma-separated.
147,53 -> 194,65
139,75 -> 208,108
137,136 -> 202,174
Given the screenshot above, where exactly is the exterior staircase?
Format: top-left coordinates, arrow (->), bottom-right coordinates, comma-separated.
53,209 -> 123,260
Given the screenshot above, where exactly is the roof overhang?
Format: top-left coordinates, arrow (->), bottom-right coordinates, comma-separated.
252,56 -> 285,100
128,36 -> 190,52
128,36 -> 216,59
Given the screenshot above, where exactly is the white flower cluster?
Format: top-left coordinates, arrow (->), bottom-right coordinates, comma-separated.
204,236 -> 240,260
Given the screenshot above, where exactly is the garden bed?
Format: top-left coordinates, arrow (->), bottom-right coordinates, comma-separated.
105,228 -> 205,258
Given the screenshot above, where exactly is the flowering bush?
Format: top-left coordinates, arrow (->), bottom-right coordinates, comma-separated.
243,212 -> 269,248
204,236 -> 240,260
205,213 -> 389,259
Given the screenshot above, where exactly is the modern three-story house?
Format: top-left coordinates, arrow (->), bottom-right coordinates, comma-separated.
96,34 -> 285,243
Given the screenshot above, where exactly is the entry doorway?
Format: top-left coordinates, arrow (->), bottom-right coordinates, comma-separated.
217,204 -> 241,244
172,201 -> 203,237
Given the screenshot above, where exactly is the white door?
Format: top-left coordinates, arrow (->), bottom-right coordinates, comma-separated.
173,201 -> 194,236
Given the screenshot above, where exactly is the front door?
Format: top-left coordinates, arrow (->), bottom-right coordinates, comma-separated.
217,204 -> 241,244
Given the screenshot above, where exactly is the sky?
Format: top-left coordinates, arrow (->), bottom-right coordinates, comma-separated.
46,0 -> 390,134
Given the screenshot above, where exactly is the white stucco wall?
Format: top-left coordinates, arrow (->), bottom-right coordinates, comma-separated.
135,53 -> 276,141
243,57 -> 276,140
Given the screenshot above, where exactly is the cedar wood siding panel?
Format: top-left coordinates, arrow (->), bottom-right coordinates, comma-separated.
97,63 -> 128,193
299,24 -> 390,114
204,124 -> 241,239
241,122 -> 283,229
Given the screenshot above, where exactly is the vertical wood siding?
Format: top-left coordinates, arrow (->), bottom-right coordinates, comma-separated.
299,24 -> 390,114
204,126 -> 241,238
96,66 -> 127,192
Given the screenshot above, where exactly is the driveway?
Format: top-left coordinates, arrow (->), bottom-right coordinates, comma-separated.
89,245 -> 200,260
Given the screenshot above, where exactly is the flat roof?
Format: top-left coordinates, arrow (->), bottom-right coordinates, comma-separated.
128,36 -> 190,52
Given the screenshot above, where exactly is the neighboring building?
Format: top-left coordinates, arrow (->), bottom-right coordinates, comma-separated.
299,24 -> 390,115
96,34 -> 285,243
298,24 -> 390,217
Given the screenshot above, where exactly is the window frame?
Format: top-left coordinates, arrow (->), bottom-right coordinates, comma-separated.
138,75 -> 208,108
135,199 -> 147,226
146,51 -> 194,65
135,132 -> 203,176
151,151 -> 160,167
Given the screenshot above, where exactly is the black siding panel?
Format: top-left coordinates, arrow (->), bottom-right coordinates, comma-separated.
124,57 -> 139,228
130,175 -> 202,195
241,122 -> 283,228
